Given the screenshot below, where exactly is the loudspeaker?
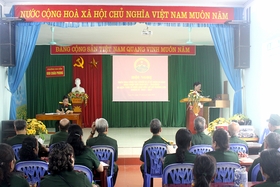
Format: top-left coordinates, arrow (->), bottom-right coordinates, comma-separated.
234,24 -> 250,69
0,21 -> 16,67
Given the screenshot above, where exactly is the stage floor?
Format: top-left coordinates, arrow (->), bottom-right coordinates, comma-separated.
46,127 -> 181,156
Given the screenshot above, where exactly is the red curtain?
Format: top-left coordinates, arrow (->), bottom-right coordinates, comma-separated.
72,55 -> 102,127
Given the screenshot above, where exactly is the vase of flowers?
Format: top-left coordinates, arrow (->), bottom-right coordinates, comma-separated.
68,91 -> 89,105
187,90 -> 203,115
26,118 -> 48,143
207,117 -> 229,136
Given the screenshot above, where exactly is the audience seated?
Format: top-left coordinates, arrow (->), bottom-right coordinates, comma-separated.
191,116 -> 212,146
40,142 -> 95,187
6,120 -> 48,157
248,132 -> 280,181
164,128 -> 196,168
206,128 -> 239,163
228,122 -> 248,147
49,118 -> 70,146
192,154 -> 216,187
86,118 -> 118,186
18,136 -> 42,162
139,118 -> 170,179
0,143 -> 29,187
66,124 -> 103,172
253,149 -> 280,187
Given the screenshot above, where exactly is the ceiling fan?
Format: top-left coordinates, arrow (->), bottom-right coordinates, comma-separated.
186,27 -> 193,44
49,27 -> 57,45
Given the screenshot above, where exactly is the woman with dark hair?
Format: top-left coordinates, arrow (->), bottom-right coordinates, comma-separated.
193,82 -> 202,93
66,125 -> 103,172
193,154 -> 216,187
0,143 -> 29,187
18,136 -> 41,162
206,128 -> 239,163
253,149 -> 280,187
40,142 -> 94,187
164,128 -> 196,167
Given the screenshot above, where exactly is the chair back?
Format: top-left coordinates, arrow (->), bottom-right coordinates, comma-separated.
215,162 -> 241,183
189,145 -> 213,155
251,163 -> 265,182
229,143 -> 249,154
15,161 -> 48,185
91,145 -> 115,187
162,163 -> 194,185
74,164 -> 93,183
12,144 -> 22,160
258,128 -> 270,144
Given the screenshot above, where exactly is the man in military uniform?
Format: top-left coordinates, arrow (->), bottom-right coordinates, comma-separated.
139,118 -> 170,179
191,116 -> 212,146
6,120 -> 48,157
86,118 -> 118,186
55,95 -> 73,132
49,118 -> 70,146
228,122 -> 248,147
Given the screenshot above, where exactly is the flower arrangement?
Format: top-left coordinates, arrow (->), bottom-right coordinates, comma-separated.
207,117 -> 229,136
68,91 -> 89,105
26,118 -> 48,137
187,90 -> 203,106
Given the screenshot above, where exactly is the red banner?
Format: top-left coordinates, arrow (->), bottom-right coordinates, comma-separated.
50,44 -> 196,55
46,66 -> 65,77
15,5 -> 234,23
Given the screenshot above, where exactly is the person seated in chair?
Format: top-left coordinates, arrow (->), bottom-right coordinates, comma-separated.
49,118 -> 71,146
253,149 -> 280,187
192,154 -> 217,187
191,116 -> 212,146
18,136 -> 43,163
206,128 -> 239,163
40,142 -> 96,187
248,132 -> 280,181
56,95 -> 73,115
0,143 -> 29,187
139,118 -> 170,179
228,122 -> 248,147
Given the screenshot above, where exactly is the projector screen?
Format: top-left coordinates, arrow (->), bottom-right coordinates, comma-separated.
113,56 -> 168,102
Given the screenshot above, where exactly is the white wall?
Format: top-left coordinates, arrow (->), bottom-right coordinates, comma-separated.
0,67 -> 11,121
244,0 -> 280,136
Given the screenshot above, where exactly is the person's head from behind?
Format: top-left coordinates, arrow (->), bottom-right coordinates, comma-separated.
59,118 -> 70,131
228,122 -> 240,137
48,142 -> 74,175
194,116 -> 206,133
62,95 -> 70,105
264,132 -> 280,149
193,154 -> 216,187
212,128 -> 229,151
95,118 -> 109,134
193,82 -> 201,92
175,128 -> 192,162
267,114 -> 280,131
19,136 -> 39,161
14,120 -> 26,132
150,118 -> 162,135
0,143 -> 16,185
260,149 -> 280,182
66,124 -> 85,156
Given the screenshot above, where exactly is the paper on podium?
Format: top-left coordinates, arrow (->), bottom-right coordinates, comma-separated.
101,161 -> 109,167
167,145 -> 177,154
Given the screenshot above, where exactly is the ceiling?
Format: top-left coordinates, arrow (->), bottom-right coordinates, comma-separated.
0,0 -> 250,46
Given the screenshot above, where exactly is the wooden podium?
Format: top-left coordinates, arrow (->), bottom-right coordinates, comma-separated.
180,97 -> 212,134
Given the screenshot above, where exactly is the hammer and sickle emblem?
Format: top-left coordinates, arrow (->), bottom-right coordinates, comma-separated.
74,56 -> 84,68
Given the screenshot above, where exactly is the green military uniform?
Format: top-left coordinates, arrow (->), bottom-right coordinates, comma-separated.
163,150 -> 196,168
260,129 -> 280,151
0,173 -> 29,187
248,157 -> 263,181
49,130 -> 68,146
191,132 -> 212,146
40,170 -> 92,187
57,102 -> 72,113
6,134 -> 46,156
206,149 -> 239,163
253,178 -> 280,187
229,136 -> 248,147
86,133 -> 118,185
139,135 -> 170,177
75,147 -> 101,170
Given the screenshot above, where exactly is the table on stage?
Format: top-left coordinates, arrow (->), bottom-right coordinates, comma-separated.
36,113 -> 82,127
164,182 -> 261,187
